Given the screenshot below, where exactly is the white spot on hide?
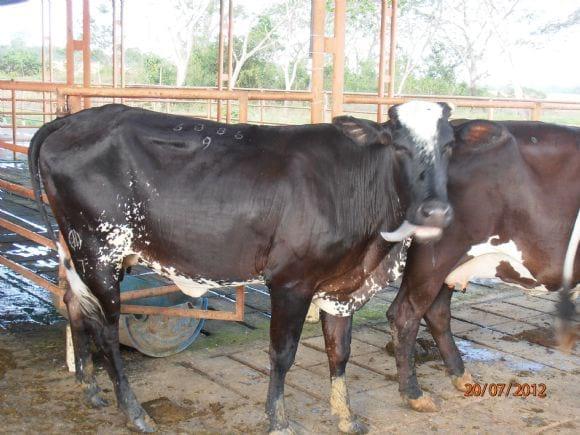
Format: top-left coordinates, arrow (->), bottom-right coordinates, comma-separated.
445,236 -> 546,291
395,101 -> 445,154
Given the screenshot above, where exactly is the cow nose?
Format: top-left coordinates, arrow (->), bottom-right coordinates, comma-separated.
416,200 -> 453,228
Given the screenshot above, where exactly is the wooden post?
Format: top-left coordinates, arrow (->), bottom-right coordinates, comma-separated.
66,324 -> 76,372
387,0 -> 398,98
310,0 -> 325,123
331,0 -> 346,118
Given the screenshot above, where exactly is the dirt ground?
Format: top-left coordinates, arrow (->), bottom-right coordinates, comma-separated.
1,284 -> 579,435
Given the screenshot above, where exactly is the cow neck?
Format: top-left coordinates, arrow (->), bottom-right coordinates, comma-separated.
339,145 -> 403,239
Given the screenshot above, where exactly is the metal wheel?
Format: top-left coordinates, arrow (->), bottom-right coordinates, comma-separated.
118,294 -> 208,357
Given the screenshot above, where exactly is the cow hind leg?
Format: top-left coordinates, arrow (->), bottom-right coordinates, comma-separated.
423,287 -> 472,392
61,245 -> 156,433
266,285 -> 311,434
82,276 -> 156,433
321,311 -> 368,434
64,289 -> 108,408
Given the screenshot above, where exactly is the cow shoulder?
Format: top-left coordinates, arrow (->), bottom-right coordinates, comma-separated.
453,120 -> 513,153
333,116 -> 391,147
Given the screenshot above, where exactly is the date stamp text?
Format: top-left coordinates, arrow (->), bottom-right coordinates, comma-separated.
464,383 -> 547,398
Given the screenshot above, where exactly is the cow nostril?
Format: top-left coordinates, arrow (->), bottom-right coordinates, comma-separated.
422,207 -> 433,217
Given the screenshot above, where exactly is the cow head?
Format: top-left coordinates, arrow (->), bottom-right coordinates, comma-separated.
333,101 -> 454,242
381,101 -> 455,242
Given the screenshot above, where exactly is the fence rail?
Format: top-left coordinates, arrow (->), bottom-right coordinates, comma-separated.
1,78 -> 579,322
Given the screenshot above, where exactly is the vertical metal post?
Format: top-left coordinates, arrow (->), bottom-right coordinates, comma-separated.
82,0 -> 91,108
238,95 -> 248,123
260,99 -> 264,124
310,0 -> 325,123
112,0 -> 117,90
217,0 -> 225,122
11,89 -> 17,158
377,0 -> 389,122
120,0 -> 125,89
331,0 -> 346,118
532,103 -> 542,121
41,0 -> 47,123
66,0 -> 74,86
387,0 -> 398,98
226,0 -> 234,123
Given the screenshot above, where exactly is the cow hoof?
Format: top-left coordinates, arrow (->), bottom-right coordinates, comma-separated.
338,418 -> 369,434
451,370 -> 473,392
407,395 -> 439,412
127,412 -> 157,433
86,393 -> 109,409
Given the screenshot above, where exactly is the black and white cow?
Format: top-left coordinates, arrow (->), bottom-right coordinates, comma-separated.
29,101 -> 455,433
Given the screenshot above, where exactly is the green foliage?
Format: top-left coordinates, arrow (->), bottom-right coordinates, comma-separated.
237,58 -> 282,89
186,42 -> 218,87
344,59 -> 378,93
0,38 -> 42,79
125,48 -> 176,86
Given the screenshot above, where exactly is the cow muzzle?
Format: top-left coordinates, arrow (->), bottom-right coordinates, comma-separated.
381,200 -> 453,243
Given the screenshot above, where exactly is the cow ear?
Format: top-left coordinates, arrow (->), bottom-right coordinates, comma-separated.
333,116 -> 391,146
454,120 -> 512,152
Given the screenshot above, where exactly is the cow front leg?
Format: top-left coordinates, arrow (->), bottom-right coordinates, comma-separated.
321,311 -> 368,434
387,282 -> 439,412
64,290 -> 108,408
424,286 -> 472,392
266,285 -> 311,434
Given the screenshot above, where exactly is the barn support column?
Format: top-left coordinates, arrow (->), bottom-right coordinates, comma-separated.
310,0 -> 325,123
377,0 -> 389,122
41,0 -> 53,123
330,0 -> 346,118
66,0 -> 91,111
387,0 -> 398,99
112,0 -> 125,99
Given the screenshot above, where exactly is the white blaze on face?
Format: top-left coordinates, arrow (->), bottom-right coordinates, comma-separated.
395,101 -> 445,154
445,236 -> 546,291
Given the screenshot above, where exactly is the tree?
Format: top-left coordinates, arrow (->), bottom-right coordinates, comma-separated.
274,0 -> 311,91
0,38 -> 41,79
230,10 -> 282,89
164,0 -> 217,86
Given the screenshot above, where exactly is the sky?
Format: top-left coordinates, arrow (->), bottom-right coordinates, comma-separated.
1,0 -> 579,92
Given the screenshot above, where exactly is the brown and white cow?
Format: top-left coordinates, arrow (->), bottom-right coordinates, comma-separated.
387,119 -> 579,412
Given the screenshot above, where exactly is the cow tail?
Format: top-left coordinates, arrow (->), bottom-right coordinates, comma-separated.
557,209 -> 580,351
28,116 -> 68,241
28,117 -> 105,321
